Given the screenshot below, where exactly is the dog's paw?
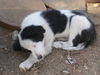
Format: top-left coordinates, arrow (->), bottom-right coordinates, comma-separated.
19,61 -> 33,72
53,42 -> 62,48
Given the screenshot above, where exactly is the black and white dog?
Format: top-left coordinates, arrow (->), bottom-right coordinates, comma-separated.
13,9 -> 96,71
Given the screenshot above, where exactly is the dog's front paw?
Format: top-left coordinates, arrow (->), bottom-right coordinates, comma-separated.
19,61 -> 33,72
53,42 -> 62,48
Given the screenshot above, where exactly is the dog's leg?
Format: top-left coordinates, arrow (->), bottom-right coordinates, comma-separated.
53,22 -> 85,50
45,38 -> 54,55
53,41 -> 71,49
44,31 -> 55,55
53,41 -> 77,64
53,36 -> 84,50
53,41 -> 84,50
19,53 -> 39,72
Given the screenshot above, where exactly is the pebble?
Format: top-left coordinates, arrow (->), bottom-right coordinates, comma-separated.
62,70 -> 70,74
65,56 -> 76,64
11,70 -> 14,73
84,64 -> 88,70
3,47 -> 8,50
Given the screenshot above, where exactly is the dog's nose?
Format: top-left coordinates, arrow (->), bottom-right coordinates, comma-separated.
37,55 -> 42,59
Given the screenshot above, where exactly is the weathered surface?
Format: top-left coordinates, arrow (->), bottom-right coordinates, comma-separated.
87,3 -> 100,13
0,0 -> 46,27
87,3 -> 100,25
88,13 -> 100,25
43,0 -> 86,10
85,0 -> 100,3
0,0 -> 46,10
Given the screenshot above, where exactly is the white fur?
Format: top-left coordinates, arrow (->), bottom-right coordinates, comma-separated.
53,41 -> 84,50
18,10 -> 92,71
19,54 -> 39,71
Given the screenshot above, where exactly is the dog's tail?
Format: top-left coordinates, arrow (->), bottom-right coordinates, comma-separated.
82,17 -> 96,48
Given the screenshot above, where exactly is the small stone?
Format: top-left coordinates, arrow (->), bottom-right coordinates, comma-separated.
84,64 -> 88,70
65,56 -> 76,64
62,70 -> 70,74
0,68 -> 3,71
4,47 -> 8,50
94,72 -> 97,75
11,70 -> 14,73
77,70 -> 82,73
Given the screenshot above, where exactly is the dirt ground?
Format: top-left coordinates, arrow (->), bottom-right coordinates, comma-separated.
0,14 -> 100,75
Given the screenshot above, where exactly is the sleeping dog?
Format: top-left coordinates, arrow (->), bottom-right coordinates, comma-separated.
13,9 -> 96,71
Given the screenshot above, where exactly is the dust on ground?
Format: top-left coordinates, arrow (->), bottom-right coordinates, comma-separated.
0,14 -> 100,75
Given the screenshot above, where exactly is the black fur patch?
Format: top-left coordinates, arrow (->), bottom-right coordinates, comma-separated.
41,9 -> 67,34
21,25 -> 45,42
72,34 -> 81,46
69,15 -> 75,27
73,26 -> 96,47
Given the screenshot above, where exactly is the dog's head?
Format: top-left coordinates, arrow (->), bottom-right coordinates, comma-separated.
18,25 -> 45,59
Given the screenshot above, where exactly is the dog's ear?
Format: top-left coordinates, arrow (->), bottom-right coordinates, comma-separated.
37,26 -> 45,33
21,25 -> 45,39
20,25 -> 46,40
13,37 -> 22,51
